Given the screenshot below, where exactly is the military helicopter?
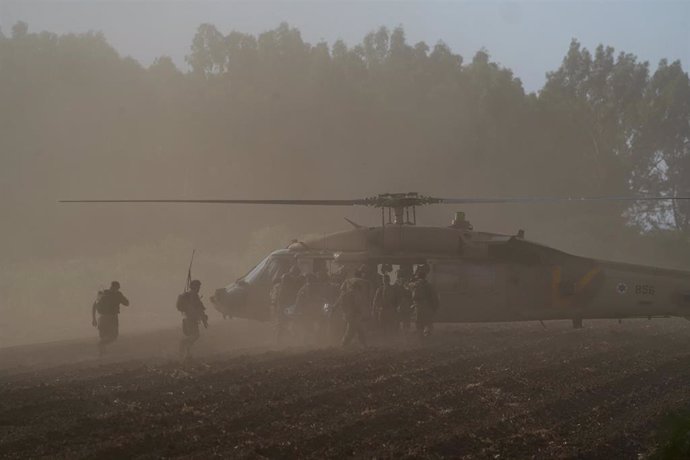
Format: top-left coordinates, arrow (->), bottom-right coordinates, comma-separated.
62,192 -> 690,328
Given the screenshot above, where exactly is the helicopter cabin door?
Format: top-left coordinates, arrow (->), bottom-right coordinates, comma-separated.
430,260 -> 503,322
501,263 -> 552,320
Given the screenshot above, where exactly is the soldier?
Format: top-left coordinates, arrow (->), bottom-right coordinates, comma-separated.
269,278 -> 282,321
365,263 -> 385,293
177,279 -> 208,358
91,281 -> 130,356
356,264 -> 375,314
411,265 -> 440,339
296,270 -> 336,343
324,267 -> 346,344
338,265 -> 372,347
449,211 -> 473,231
319,268 -> 340,307
372,273 -> 400,340
275,265 -> 304,343
329,265 -> 347,286
295,273 -> 320,342
395,265 -> 414,334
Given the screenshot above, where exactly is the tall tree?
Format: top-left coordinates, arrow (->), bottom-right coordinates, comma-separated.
632,59 -> 690,234
187,23 -> 226,77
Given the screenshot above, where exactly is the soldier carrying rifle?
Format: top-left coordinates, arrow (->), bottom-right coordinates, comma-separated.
177,251 -> 208,358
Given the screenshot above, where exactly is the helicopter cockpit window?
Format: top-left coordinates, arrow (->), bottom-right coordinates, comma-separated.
242,257 -> 270,284
266,258 -> 291,284
241,257 -> 292,285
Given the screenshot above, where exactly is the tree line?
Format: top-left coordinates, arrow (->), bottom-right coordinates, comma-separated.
0,21 -> 688,263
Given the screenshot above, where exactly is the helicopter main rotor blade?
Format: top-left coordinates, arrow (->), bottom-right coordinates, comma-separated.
59,199 -> 368,206
436,196 -> 690,204
59,194 -> 690,208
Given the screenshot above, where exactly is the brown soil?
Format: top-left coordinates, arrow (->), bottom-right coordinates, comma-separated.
1,319 -> 690,459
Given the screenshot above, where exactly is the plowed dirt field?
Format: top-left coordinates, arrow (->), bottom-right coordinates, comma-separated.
2,319 -> 690,459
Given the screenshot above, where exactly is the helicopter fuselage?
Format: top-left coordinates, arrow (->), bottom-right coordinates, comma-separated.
211,226 -> 690,324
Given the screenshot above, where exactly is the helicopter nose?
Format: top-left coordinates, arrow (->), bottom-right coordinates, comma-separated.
211,283 -> 248,316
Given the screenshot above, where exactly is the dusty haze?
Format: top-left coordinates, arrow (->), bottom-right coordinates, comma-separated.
1,9 -> 690,347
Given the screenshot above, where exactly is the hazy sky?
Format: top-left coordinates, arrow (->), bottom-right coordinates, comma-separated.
1,1 -> 688,91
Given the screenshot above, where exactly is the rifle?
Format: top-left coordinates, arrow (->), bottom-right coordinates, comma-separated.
181,249 -> 207,328
184,249 -> 196,292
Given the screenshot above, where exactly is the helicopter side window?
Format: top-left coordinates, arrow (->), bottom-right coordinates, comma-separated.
314,258 -> 328,274
291,257 -> 338,277
296,259 -> 314,275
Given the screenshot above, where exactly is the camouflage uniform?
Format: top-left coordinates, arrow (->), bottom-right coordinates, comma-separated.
323,272 -> 345,343
92,281 -> 129,355
395,266 -> 414,334
372,275 -> 400,339
411,272 -> 439,339
177,280 -> 207,357
339,273 -> 372,347
295,274 -> 327,342
275,267 -> 304,343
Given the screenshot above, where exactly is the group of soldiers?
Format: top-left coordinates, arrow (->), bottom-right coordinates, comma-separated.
91,279 -> 208,357
272,262 -> 440,347
90,261 -> 439,357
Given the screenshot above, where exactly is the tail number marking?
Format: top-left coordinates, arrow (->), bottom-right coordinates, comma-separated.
635,285 -> 656,296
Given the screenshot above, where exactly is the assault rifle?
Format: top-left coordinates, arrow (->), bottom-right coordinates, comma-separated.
184,249 -> 196,292
183,249 -> 208,329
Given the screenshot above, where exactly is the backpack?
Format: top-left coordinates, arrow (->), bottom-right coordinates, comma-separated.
94,290 -> 118,315
176,292 -> 189,312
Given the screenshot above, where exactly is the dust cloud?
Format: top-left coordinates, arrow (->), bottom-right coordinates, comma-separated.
1,20 -> 689,348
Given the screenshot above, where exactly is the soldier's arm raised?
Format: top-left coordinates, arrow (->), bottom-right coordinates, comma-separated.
120,293 -> 130,306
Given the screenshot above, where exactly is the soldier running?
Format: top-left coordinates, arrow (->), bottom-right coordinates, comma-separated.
91,281 -> 130,356
177,279 -> 208,358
